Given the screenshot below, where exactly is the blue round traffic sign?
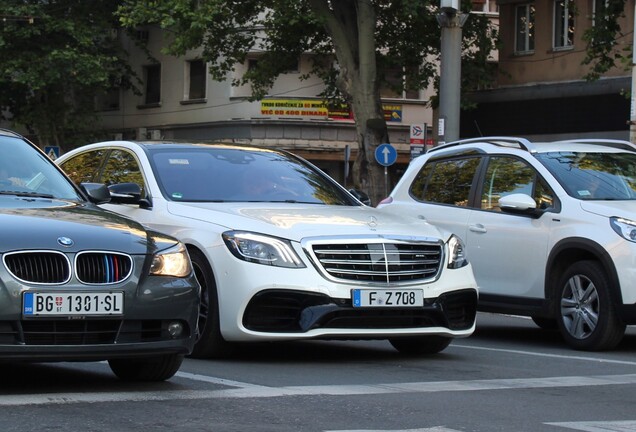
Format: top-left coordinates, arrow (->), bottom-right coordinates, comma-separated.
375,143 -> 397,167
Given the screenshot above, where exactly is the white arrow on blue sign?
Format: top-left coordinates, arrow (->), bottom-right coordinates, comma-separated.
375,143 -> 397,167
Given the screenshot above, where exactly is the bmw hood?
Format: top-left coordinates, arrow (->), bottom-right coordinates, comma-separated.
168,202 -> 446,242
0,197 -> 158,254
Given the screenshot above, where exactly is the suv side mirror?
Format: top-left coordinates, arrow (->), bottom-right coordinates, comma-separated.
499,193 -> 538,215
349,188 -> 371,206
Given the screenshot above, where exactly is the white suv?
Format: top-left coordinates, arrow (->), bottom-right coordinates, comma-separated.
378,136 -> 636,351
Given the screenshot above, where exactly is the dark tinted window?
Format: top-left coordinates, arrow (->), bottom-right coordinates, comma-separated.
148,145 -> 358,205
410,157 -> 480,206
59,150 -> 106,184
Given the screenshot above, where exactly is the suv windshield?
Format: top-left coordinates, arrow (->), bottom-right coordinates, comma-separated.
0,135 -> 81,200
536,151 -> 636,200
148,145 -> 359,205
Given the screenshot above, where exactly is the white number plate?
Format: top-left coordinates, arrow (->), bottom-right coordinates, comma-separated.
352,289 -> 424,308
23,292 -> 124,317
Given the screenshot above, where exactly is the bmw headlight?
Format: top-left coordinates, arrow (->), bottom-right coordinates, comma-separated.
610,217 -> 636,242
150,243 -> 193,277
223,231 -> 305,268
447,234 -> 468,269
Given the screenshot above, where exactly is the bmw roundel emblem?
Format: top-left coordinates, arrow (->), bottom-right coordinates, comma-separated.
57,237 -> 74,247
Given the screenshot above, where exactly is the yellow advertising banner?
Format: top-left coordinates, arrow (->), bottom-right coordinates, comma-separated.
260,99 -> 402,122
260,99 -> 329,117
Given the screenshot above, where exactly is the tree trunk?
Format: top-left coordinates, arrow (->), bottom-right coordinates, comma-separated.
308,0 -> 389,206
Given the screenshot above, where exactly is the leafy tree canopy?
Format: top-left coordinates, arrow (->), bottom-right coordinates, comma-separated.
0,0 -> 136,148
119,0 -> 498,204
582,0 -> 631,82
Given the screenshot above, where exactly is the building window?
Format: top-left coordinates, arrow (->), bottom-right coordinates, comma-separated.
515,4 -> 535,53
471,0 -> 498,13
553,0 -> 574,49
592,0 -> 608,26
143,64 -> 161,105
186,59 -> 206,100
380,67 -> 420,100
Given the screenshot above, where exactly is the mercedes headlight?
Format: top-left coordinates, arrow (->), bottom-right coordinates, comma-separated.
223,231 -> 305,268
447,234 -> 468,269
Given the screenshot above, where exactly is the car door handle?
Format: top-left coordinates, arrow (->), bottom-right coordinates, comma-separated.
469,224 -> 487,233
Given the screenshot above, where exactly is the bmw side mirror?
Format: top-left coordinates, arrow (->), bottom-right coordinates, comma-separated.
80,182 -> 111,204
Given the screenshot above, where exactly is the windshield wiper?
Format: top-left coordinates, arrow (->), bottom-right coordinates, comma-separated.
0,190 -> 55,199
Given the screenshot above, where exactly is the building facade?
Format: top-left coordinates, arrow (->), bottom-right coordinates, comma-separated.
94,4 -> 499,187
461,0 -> 634,141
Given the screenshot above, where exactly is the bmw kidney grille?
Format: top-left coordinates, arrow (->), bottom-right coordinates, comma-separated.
3,251 -> 133,285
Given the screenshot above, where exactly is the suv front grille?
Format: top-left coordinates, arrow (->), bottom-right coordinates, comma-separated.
310,241 -> 443,283
3,251 -> 133,284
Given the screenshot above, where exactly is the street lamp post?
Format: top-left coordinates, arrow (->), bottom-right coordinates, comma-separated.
630,5 -> 636,144
437,0 -> 468,144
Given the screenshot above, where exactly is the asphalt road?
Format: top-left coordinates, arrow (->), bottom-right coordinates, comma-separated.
2,312 -> 636,432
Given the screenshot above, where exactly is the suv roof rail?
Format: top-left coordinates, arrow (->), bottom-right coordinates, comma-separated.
550,138 -> 636,152
429,136 -> 534,153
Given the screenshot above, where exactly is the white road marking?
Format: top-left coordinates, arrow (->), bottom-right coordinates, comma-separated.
326,428 -> 460,432
3,373 -> 636,406
174,371 -> 268,389
452,343 -> 636,366
546,420 -> 636,431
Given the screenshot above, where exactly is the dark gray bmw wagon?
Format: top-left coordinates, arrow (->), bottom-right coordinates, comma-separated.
0,129 -> 200,381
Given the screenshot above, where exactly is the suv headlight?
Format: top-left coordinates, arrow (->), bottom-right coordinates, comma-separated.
223,231 -> 305,268
447,234 -> 468,269
610,217 -> 636,242
150,243 -> 193,277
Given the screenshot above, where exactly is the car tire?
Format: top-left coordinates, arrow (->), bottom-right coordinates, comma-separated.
188,248 -> 235,359
388,336 -> 452,355
108,354 -> 183,381
531,316 -> 558,330
556,260 -> 625,351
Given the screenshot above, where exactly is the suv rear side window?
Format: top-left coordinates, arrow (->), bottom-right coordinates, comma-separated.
409,157 -> 480,206
480,156 -> 555,211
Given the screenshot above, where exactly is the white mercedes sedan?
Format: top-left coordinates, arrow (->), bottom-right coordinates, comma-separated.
57,140 -> 478,358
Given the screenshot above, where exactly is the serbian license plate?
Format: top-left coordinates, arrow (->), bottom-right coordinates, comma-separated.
23,292 -> 124,317
352,289 -> 424,308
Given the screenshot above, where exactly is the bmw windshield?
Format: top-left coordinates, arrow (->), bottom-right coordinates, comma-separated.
0,134 -> 81,200
537,151 -> 636,200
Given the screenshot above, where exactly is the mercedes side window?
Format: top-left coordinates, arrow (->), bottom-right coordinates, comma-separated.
101,150 -> 147,196
59,150 -> 106,184
410,157 -> 481,207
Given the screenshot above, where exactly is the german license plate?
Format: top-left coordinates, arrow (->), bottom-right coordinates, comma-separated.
23,292 -> 124,317
352,289 -> 424,307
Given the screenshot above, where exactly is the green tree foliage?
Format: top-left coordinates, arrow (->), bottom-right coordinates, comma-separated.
0,0 -> 136,149
582,0 -> 631,81
118,0 -> 497,203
